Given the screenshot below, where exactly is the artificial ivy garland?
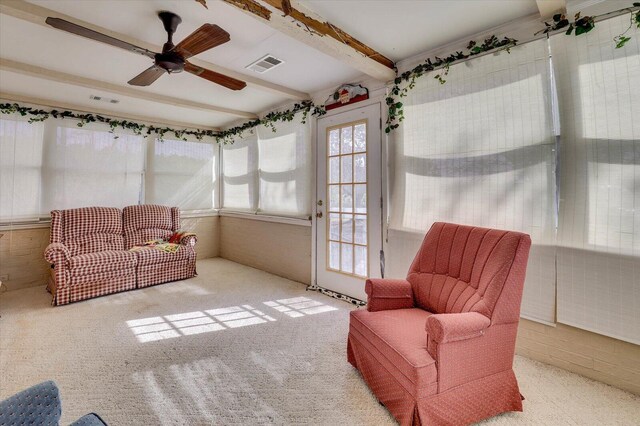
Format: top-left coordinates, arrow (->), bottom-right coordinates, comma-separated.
214,100 -> 326,144
0,100 -> 326,144
0,102 -> 218,141
385,35 -> 517,133
385,3 -> 640,134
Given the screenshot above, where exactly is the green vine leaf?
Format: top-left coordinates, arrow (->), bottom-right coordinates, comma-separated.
615,35 -> 631,48
566,23 -> 574,35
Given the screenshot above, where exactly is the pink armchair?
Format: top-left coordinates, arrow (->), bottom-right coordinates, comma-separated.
348,222 -> 531,425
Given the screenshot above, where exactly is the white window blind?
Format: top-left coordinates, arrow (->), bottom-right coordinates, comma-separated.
221,132 -> 258,211
0,116 -> 44,221
551,15 -> 640,344
257,118 -> 312,217
221,114 -> 312,217
42,120 -> 146,211
146,138 -> 217,211
387,38 -> 558,323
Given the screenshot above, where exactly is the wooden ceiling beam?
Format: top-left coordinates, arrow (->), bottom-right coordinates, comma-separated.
0,58 -> 258,119
221,0 -> 396,82
0,0 -> 310,100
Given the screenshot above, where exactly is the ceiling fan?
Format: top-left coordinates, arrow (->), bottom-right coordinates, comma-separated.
45,11 -> 246,91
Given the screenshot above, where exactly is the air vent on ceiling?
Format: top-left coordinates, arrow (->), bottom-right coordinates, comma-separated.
245,54 -> 284,73
90,95 -> 120,104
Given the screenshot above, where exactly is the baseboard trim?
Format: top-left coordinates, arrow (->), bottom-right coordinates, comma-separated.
307,285 -> 366,307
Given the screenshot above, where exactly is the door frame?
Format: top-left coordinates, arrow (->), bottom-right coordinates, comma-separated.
311,97 -> 386,301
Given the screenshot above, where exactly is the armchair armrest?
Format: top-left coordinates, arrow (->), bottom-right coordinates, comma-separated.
365,278 -> 414,312
44,243 -> 70,264
426,312 -> 490,344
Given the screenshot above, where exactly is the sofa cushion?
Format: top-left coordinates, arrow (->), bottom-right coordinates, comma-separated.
65,233 -> 126,258
59,207 -> 125,256
133,245 -> 193,266
123,205 -> 177,248
63,207 -> 123,240
68,250 -> 137,276
350,308 -> 437,390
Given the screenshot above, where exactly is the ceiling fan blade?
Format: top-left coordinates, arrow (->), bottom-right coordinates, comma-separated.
174,24 -> 230,59
184,62 -> 246,91
45,17 -> 156,59
128,66 -> 166,86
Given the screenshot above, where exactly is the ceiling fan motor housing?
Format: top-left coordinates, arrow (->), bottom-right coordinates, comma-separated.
155,52 -> 184,73
156,11 -> 184,73
158,11 -> 182,35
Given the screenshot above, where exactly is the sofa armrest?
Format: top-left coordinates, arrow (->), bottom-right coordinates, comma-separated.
44,243 -> 70,264
180,234 -> 197,247
365,278 -> 414,312
426,312 -> 490,344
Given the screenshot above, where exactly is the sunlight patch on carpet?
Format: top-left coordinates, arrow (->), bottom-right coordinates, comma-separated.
125,297 -> 336,343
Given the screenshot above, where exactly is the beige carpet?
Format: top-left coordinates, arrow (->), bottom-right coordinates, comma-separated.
0,258 -> 638,425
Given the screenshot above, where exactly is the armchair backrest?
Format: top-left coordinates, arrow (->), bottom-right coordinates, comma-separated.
122,204 -> 179,249
406,222 -> 531,323
50,207 -> 124,257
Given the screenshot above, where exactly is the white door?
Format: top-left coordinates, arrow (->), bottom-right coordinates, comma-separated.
316,103 -> 382,301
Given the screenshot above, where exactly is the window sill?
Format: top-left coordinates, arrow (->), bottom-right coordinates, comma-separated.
181,210 -> 220,219
0,210 -> 312,230
0,220 -> 51,231
219,210 -> 312,227
0,210 -> 221,231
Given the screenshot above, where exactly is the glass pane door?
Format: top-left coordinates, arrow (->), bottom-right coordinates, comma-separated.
316,103 -> 382,301
327,121 -> 368,277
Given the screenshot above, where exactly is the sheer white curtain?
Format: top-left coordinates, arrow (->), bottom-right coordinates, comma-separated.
41,120 -> 146,211
387,38 -> 558,323
551,15 -> 640,343
257,118 -> 312,217
0,116 -> 44,221
146,137 -> 217,210
221,132 -> 259,211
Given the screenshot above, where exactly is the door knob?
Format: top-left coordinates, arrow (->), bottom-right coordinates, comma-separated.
316,212 -> 323,219
317,200 -> 323,206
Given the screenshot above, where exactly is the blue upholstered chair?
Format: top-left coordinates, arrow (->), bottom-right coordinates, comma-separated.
0,381 -> 106,425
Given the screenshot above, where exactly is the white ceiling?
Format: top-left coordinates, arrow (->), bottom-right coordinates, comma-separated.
0,0 -> 544,129
300,0 -> 539,62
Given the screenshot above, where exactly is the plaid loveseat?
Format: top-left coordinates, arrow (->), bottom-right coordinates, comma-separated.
44,205 -> 197,305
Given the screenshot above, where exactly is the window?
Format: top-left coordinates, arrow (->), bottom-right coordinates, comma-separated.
387,38 -> 558,324
0,114 -> 218,220
42,120 -> 145,212
146,138 -> 217,210
552,15 -> 640,344
221,133 -> 258,211
257,119 -> 311,217
0,117 -> 44,220
221,114 -> 312,218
